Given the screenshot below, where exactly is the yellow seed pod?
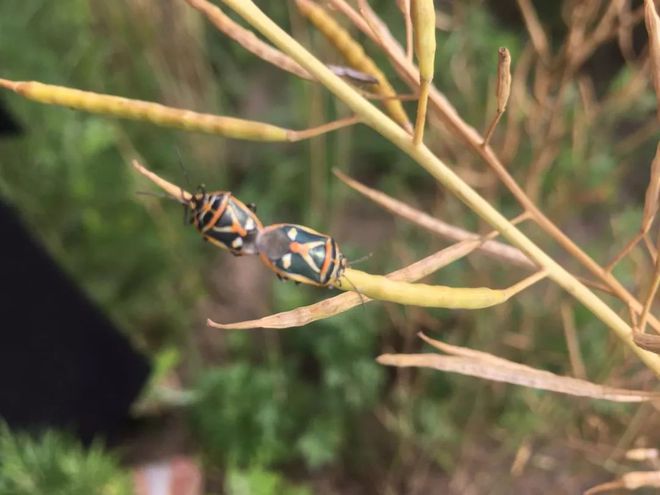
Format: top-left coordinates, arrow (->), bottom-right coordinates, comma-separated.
296,0 -> 412,132
411,0 -> 436,145
412,0 -> 436,85
339,268 -> 511,309
0,79 -> 290,141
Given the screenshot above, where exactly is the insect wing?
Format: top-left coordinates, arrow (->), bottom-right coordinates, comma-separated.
256,227 -> 293,260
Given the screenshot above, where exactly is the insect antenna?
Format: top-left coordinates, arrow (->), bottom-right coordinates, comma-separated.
175,147 -> 193,191
174,147 -> 201,224
348,252 -> 373,266
339,252 -> 373,308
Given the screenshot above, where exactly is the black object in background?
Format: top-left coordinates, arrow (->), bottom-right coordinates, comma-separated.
0,199 -> 150,442
0,98 -> 22,136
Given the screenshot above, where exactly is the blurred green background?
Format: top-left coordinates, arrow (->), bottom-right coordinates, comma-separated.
0,0 -> 658,493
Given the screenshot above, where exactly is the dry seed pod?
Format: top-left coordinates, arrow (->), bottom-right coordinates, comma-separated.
338,269 -> 509,308
0,79 -> 290,141
411,0 -> 436,144
496,47 -> 512,113
482,47 -> 512,146
644,0 -> 660,119
412,0 -> 436,85
643,143 -> 660,230
296,0 -> 413,132
0,78 -> 358,142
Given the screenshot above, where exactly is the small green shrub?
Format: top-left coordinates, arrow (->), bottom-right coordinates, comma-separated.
0,423 -> 133,495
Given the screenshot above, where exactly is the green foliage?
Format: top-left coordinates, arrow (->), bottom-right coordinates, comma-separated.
191,363 -> 300,466
225,465 -> 311,495
0,0 -> 209,344
0,424 -> 132,495
189,310 -> 385,470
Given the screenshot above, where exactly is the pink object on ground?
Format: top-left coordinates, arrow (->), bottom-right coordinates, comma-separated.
133,456 -> 203,495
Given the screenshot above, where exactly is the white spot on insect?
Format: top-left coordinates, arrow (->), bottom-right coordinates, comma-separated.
232,237 -> 243,248
287,228 -> 298,240
282,253 -> 292,269
245,218 -> 255,230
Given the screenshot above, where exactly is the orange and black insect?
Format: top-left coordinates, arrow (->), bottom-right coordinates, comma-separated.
255,223 -> 347,287
186,186 -> 263,256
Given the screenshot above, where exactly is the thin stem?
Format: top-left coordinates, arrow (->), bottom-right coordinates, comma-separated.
482,110 -> 503,148
638,240 -> 660,333
504,269 -> 548,298
288,115 -> 360,141
560,302 -> 588,379
605,230 -> 645,272
413,81 -> 429,145
184,0 -> 311,80
334,168 -> 535,269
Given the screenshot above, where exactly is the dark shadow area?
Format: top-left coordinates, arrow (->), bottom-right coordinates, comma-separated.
0,198 -> 150,443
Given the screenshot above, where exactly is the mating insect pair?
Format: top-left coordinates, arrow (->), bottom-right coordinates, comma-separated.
182,186 -> 347,288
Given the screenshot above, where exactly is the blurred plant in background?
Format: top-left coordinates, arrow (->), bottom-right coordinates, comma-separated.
0,0 -> 659,493
0,423 -> 132,495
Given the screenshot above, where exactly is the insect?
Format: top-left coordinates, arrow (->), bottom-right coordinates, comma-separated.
255,223 -> 347,287
186,186 -> 263,255
327,64 -> 379,87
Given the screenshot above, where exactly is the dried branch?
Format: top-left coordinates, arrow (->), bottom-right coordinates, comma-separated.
377,333 -> 660,402
333,168 -> 536,269
606,143 -> 660,271
643,138 -> 660,233
638,243 -> 660,333
560,302 -> 587,379
645,0 -> 660,119
585,471 -> 660,494
184,0 -> 312,80
516,0 -> 552,63
567,0 -> 635,72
